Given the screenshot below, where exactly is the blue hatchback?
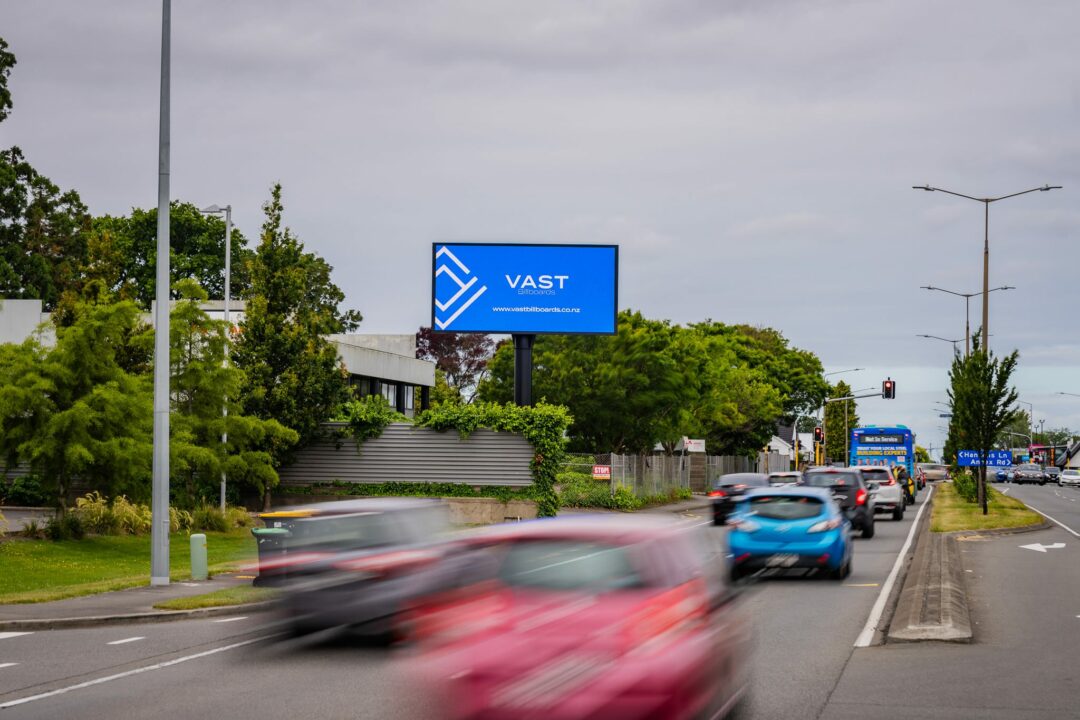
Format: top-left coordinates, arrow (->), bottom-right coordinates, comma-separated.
727,486 -> 852,580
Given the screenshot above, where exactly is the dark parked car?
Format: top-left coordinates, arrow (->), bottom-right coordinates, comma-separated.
1044,466 -> 1061,483
1013,463 -> 1047,486
255,498 -> 455,640
799,467 -> 875,538
710,472 -> 770,525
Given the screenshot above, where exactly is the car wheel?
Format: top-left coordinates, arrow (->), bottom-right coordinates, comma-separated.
892,506 -> 904,521
1039,481 -> 1046,486
861,519 -> 875,539
730,566 -> 744,583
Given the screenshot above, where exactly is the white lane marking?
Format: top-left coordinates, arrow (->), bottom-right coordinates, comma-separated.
211,616 -> 248,623
0,632 -> 33,641
999,487 -> 1010,495
0,663 -> 18,669
1019,542 -> 1066,553
1022,503 -> 1080,538
106,636 -> 145,646
0,635 -> 274,709
854,484 -> 934,648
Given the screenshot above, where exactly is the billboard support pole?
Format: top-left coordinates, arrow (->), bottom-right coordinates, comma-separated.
513,334 -> 535,406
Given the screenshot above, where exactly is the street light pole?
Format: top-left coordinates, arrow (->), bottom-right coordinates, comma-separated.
920,286 -> 1013,357
200,204 -> 232,512
917,334 -> 963,353
914,184 -> 1061,352
150,0 -> 171,587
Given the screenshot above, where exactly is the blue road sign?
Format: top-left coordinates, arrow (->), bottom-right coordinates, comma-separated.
432,243 -> 618,334
957,450 -> 1012,467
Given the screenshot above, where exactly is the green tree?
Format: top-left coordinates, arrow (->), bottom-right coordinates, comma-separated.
415,327 -> 495,403
914,445 -> 932,464
233,184 -> 361,475
824,381 -> 859,464
0,39 -> 92,311
0,301 -> 153,511
169,280 -> 297,506
948,336 -> 1020,513
84,202 -> 254,310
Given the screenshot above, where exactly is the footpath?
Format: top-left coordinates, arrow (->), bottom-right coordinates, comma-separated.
1,495 -> 709,631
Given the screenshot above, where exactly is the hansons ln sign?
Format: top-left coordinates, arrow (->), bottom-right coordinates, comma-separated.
431,243 -> 618,334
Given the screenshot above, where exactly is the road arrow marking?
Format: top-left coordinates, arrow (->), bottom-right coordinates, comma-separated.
1019,542 -> 1066,553
0,632 -> 33,641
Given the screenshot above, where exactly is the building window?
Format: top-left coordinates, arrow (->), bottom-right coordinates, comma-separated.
405,385 -> 414,411
382,383 -> 395,403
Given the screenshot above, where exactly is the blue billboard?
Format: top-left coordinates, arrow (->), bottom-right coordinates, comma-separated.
431,243 -> 618,334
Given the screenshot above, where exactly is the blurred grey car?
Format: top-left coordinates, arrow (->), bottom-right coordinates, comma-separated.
263,498 -> 458,641
767,471 -> 803,487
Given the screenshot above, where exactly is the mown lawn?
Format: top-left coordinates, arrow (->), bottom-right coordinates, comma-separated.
0,530 -> 256,604
153,585 -> 278,611
931,482 -> 1043,533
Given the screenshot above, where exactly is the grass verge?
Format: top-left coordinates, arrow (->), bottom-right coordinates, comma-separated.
931,482 -> 1043,533
0,529 -> 256,604
152,585 -> 278,611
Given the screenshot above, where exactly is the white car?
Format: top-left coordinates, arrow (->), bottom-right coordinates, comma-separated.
1059,468 -> 1080,488
767,471 -> 802,487
859,466 -> 905,521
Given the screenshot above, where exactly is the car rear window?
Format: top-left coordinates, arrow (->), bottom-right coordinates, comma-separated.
715,474 -> 768,489
496,540 -> 646,591
921,465 -> 947,471
860,468 -> 891,479
803,472 -> 860,488
747,495 -> 824,520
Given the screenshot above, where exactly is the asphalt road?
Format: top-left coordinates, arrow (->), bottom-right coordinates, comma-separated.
1,490 -> 933,719
819,483 -> 1080,719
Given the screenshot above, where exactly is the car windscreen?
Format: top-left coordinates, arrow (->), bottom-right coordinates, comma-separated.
802,472 -> 860,488
1019,464 -> 1041,471
921,465 -> 947,471
746,495 -> 824,520
495,540 -> 646,591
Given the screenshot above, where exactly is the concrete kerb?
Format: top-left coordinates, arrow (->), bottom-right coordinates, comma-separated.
0,601 -> 275,632
883,486 -> 1048,644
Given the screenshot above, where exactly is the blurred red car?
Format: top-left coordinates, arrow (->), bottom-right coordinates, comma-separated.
406,515 -> 751,720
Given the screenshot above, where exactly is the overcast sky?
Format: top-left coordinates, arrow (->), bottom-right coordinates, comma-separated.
3,0 -> 1078,455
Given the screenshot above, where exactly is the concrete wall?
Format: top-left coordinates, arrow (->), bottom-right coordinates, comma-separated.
0,299 -> 52,345
268,494 -> 537,525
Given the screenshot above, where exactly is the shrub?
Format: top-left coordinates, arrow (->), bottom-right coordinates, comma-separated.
4,476 -> 50,507
21,519 -> 43,539
73,492 -> 119,535
46,513 -> 85,541
170,507 -> 193,533
191,504 -> 229,533
952,472 -> 979,503
111,496 -> 152,535
225,506 -> 254,529
0,510 -> 7,536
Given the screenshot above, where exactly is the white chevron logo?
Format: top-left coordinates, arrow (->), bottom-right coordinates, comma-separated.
434,246 -> 487,330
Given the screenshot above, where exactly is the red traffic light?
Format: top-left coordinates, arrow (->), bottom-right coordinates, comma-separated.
814,426 -> 824,443
882,378 -> 896,399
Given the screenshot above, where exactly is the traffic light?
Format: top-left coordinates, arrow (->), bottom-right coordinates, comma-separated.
882,378 -> 896,399
814,426 -> 824,444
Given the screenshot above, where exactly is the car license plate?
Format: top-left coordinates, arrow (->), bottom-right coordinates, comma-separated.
766,553 -> 798,568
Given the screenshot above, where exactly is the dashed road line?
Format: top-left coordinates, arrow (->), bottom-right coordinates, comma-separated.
0,635 -> 275,709
106,636 -> 145,646
0,663 -> 18,669
0,632 -> 33,641
211,616 -> 248,623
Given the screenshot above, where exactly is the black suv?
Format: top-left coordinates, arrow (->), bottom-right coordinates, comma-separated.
1012,463 -> 1046,486
800,468 -> 875,538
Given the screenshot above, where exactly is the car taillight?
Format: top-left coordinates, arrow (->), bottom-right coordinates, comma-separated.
708,490 -> 726,497
808,518 -> 842,533
855,488 -> 868,506
885,477 -> 896,485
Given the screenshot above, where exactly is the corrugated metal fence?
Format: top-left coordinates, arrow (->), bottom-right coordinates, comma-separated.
277,422 -> 535,487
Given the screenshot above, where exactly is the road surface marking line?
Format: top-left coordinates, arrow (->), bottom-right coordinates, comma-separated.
1022,503 -> 1080,538
211,616 -> 248,623
844,583 -> 879,587
0,632 -> 33,641
0,635 -> 273,709
0,663 -> 18,669
854,484 -> 934,648
106,636 -> 145,645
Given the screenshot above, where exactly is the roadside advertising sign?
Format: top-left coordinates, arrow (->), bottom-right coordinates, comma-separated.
592,465 -> 612,480
957,450 -> 1012,467
432,243 -> 618,334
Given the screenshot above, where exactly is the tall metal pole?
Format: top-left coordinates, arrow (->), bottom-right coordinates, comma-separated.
964,295 -> 970,358
982,201 -> 990,353
844,402 -> 849,467
220,206 -> 231,512
512,334 -> 535,406
150,0 -> 172,586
